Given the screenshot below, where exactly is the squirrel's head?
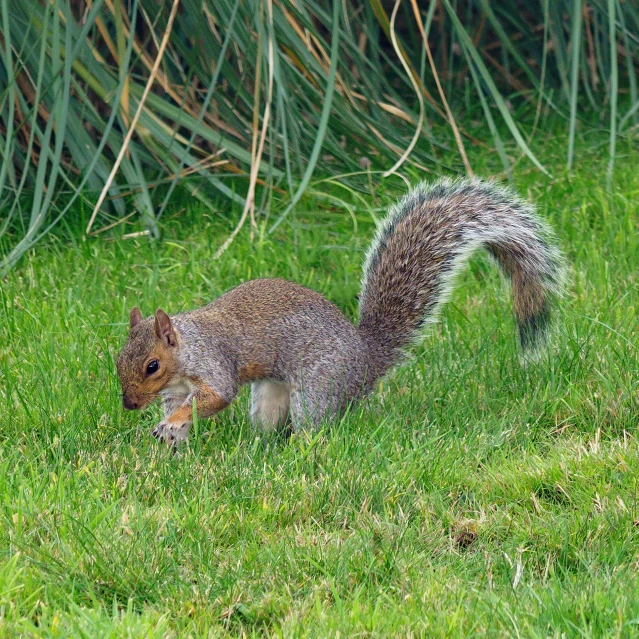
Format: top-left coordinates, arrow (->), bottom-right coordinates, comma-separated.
116,307 -> 180,411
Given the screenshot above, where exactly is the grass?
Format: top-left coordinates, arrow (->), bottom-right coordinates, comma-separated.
1,124 -> 639,637
4,0 -> 639,267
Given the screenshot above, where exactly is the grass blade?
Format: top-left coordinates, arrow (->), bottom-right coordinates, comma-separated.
607,0 -> 618,188
567,0 -> 583,171
268,0 -> 341,234
441,0 -> 550,177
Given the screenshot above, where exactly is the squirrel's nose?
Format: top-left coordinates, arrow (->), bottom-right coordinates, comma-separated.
122,395 -> 139,410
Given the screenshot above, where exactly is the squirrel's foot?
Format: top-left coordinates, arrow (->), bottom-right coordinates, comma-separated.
152,420 -> 190,446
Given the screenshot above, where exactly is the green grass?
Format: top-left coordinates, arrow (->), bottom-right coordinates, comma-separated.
1,128 -> 639,637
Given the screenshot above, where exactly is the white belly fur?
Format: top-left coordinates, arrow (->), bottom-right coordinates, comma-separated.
160,377 -> 196,402
251,380 -> 291,430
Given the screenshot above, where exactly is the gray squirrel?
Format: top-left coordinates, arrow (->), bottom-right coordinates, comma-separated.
116,178 -> 563,445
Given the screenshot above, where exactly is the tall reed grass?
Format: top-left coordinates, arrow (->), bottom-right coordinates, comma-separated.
1,0 -> 637,272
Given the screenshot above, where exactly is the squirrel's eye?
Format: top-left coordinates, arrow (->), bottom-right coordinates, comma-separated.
146,360 -> 159,375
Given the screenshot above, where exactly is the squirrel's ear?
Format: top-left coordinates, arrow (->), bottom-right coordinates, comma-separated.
154,309 -> 177,347
129,307 -> 143,329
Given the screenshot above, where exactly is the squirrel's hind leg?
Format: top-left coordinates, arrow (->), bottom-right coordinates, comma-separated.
250,381 -> 291,432
289,380 -> 347,433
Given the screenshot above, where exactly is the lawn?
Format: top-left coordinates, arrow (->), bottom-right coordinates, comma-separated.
1,128 -> 638,637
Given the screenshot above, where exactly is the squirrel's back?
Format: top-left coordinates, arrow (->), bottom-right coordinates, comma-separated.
179,278 -> 367,384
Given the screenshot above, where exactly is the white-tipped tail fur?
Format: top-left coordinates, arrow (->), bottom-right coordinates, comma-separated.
358,178 -> 564,380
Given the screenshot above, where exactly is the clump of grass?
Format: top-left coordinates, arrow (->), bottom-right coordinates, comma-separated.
1,123 -> 638,636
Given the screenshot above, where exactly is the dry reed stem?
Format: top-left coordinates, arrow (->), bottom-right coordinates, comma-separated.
383,0 -> 425,178
214,0 -> 275,259
86,0 -> 181,236
409,0 -> 473,177
583,3 -> 599,91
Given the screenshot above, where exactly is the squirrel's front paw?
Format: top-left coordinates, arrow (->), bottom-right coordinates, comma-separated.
152,421 -> 190,446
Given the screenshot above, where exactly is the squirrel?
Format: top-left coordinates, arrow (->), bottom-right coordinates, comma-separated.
116,178 -> 563,445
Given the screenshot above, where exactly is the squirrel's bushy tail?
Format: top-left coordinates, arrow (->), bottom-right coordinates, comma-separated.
357,178 -> 564,380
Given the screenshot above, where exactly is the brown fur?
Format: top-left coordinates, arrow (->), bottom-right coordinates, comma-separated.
238,363 -> 270,384
116,178 -> 563,443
